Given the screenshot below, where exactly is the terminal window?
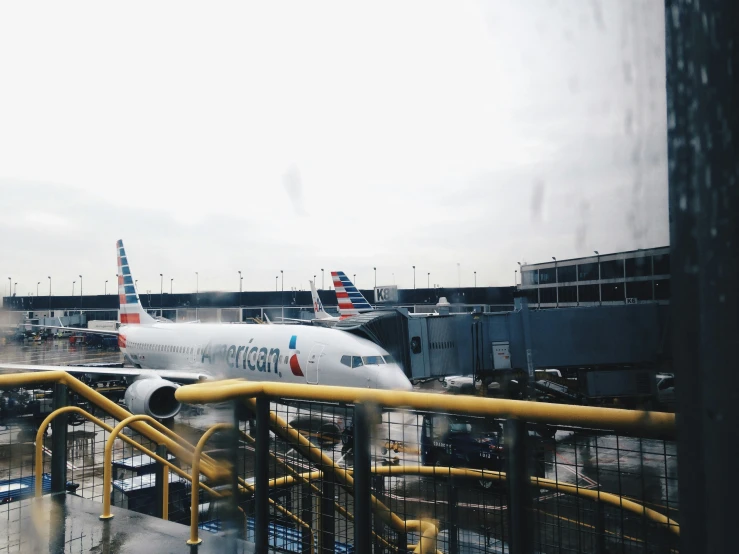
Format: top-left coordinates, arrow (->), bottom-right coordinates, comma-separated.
654,279 -> 671,300
556,265 -> 576,283
578,284 -> 599,302
539,287 -> 557,303
558,286 -> 577,303
626,280 -> 654,301
626,256 -> 652,278
602,282 -> 624,302
539,268 -> 556,284
600,259 -> 624,279
521,270 -> 538,286
577,262 -> 598,281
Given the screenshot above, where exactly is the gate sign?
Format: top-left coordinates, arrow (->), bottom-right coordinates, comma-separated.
374,285 -> 398,303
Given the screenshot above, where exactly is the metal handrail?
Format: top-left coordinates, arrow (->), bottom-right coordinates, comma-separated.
187,422 -> 232,545
175,380 -> 676,439
0,370 -> 226,480
32,405 -> 224,504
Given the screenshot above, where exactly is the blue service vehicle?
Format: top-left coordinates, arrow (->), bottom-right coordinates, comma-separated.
0,474 -> 51,504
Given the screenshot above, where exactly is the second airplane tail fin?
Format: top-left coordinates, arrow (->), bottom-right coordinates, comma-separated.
310,280 -> 333,320
116,240 -> 156,325
331,271 -> 373,316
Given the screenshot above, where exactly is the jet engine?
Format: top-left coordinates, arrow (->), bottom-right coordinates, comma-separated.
123,378 -> 181,419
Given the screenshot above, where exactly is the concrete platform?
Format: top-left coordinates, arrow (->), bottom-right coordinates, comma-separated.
0,493 -> 254,554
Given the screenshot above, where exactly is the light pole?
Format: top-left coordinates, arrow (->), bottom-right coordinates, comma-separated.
594,250 -> 601,306
474,271 -> 477,288
47,276 -> 51,313
134,279 -> 138,290
7,277 -> 10,297
72,281 -> 75,296
412,265 -> 416,289
13,283 -> 17,296
552,257 -> 558,308
517,262 -> 521,286
514,270 -> 517,287
37,282 -> 40,297
159,273 -> 163,313
275,276 -> 278,292
374,267 -> 377,289
427,272 -> 430,288
280,270 -> 284,322
105,280 -> 108,295
170,278 -> 174,295
79,275 -> 82,310
313,274 -> 316,288
321,269 -> 324,290
353,273 -> 357,287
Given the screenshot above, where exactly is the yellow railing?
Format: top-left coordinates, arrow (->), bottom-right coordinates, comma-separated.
2,370 -> 679,551
175,380 -> 676,439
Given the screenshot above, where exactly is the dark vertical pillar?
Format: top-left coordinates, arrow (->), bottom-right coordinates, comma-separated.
50,383 -> 68,493
665,1 -> 739,552
154,444 -> 167,519
448,477 -> 459,554
301,484 -> 313,554
353,405 -> 371,554
594,500 -> 605,554
505,419 -> 532,554
320,481 -> 335,554
254,396 -> 270,554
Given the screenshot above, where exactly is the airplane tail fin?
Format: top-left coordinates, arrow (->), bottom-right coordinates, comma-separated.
310,280 -> 333,320
331,271 -> 373,316
116,240 -> 156,325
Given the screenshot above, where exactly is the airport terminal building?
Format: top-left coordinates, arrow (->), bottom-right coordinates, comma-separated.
518,246 -> 670,309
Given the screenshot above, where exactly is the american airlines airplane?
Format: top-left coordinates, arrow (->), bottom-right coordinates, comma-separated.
331,271 -> 373,317
0,240 -> 412,420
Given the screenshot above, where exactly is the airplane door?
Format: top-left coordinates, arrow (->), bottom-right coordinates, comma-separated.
306,344 -> 324,384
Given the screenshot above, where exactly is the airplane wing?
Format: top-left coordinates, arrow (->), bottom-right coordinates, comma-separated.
0,363 -> 213,383
1,323 -> 119,336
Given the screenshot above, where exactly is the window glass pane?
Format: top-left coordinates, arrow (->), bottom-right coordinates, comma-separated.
521,270 -> 538,285
522,289 -> 539,304
539,268 -> 556,284
626,281 -> 653,301
351,356 -> 363,368
602,282 -> 624,301
558,286 -> 577,303
383,354 -> 395,364
600,260 -> 624,279
340,355 -> 351,367
626,256 -> 652,277
577,263 -> 598,281
557,265 -> 576,283
540,288 -> 557,303
362,356 -> 385,365
578,284 -> 599,302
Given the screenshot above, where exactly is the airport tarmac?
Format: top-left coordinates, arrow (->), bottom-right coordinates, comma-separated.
0,341 -> 679,553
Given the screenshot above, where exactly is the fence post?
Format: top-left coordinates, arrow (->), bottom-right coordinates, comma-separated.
448,476 -> 459,554
594,499 -> 606,554
320,480 -> 335,554
154,444 -> 167,519
50,383 -> 68,493
255,395 -> 270,554
354,404 -> 371,554
506,418 -> 533,554
302,483 -> 313,554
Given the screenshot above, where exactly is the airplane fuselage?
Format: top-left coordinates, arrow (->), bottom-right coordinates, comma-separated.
120,322 -> 411,390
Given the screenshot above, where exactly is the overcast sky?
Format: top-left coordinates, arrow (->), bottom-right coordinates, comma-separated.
0,1 -> 668,298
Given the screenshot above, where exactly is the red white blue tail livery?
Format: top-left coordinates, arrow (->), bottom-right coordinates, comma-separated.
117,239 -> 155,325
331,271 -> 373,317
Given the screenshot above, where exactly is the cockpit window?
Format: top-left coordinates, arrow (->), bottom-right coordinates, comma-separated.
383,354 -> 395,364
351,356 -> 363,368
362,356 -> 385,365
340,355 -> 351,367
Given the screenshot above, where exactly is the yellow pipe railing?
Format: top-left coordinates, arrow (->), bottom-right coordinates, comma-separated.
175,380 -> 675,439
33,405 -> 224,504
101,414 -> 174,519
187,422 -> 232,545
0,370 -> 227,480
